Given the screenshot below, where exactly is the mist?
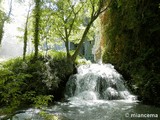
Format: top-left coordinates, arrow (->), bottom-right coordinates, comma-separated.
0,0 -> 31,59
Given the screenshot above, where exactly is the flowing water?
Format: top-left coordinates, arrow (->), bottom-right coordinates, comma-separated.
65,63 -> 135,101
4,63 -> 160,120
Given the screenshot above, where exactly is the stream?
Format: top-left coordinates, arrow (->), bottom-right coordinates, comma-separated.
3,63 -> 160,120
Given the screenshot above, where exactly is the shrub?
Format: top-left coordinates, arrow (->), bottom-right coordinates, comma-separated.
0,51 -> 74,114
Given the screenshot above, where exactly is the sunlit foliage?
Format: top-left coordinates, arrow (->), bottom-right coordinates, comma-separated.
0,52 -> 74,114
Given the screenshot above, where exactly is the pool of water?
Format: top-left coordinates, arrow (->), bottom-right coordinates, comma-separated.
9,99 -> 160,120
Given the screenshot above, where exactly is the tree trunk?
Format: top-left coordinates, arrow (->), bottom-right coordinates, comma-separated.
71,20 -> 94,61
71,0 -> 109,62
0,21 -> 5,45
34,0 -> 41,59
23,8 -> 30,61
0,0 -> 12,45
64,26 -> 72,61
65,41 -> 71,59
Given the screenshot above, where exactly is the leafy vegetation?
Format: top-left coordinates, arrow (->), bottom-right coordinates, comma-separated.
0,52 -> 74,114
18,0 -> 108,62
39,111 -> 59,120
102,0 -> 160,106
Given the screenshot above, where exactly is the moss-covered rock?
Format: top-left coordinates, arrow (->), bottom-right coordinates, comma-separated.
102,0 -> 160,106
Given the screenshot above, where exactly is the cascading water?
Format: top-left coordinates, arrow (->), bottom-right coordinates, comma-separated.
6,63 -> 160,120
65,63 -> 136,101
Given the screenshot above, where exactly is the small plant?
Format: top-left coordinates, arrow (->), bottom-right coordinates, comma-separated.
75,58 -> 92,66
32,95 -> 53,109
39,111 -> 59,120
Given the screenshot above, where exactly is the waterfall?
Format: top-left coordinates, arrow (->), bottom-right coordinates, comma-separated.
65,63 -> 136,101
8,63 -> 160,120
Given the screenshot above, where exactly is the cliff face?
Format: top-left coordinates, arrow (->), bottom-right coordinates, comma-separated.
102,0 -> 160,105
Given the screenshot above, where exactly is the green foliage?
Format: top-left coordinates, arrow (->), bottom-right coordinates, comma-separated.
33,95 -> 53,108
37,0 -> 107,61
39,111 -> 59,120
48,50 -> 66,60
102,0 -> 160,105
0,52 -> 74,114
75,58 -> 92,66
0,62 -> 32,113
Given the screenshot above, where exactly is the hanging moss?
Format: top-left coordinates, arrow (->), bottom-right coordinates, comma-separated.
102,0 -> 160,106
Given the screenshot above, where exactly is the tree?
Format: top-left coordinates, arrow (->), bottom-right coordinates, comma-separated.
48,0 -> 111,62
71,0 -> 111,61
0,0 -> 12,45
23,4 -> 31,61
0,10 -> 6,45
33,0 -> 41,59
51,0 -> 84,60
